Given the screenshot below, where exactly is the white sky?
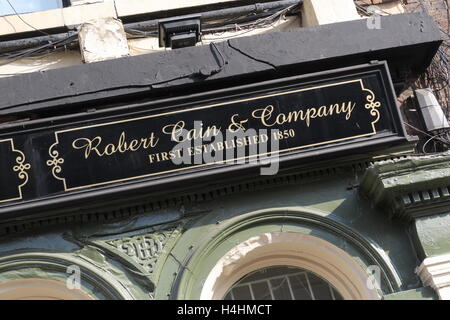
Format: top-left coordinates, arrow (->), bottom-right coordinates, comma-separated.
0,0 -> 62,16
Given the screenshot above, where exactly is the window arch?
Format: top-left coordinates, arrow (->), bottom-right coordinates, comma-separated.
161,207 -> 401,299
0,278 -> 92,300
200,232 -> 380,300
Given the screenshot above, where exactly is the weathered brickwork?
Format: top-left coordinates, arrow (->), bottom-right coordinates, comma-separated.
403,0 -> 449,31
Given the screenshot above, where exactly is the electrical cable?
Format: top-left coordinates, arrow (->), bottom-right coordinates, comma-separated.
5,0 -> 50,36
0,2 -> 298,68
202,4 -> 298,41
404,122 -> 450,146
219,4 -> 296,30
422,131 -> 450,153
0,34 -> 78,68
123,4 -> 299,40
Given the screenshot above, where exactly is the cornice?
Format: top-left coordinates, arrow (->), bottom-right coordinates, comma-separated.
359,152 -> 450,220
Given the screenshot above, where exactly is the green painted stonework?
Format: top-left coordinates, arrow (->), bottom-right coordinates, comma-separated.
383,287 -> 438,300
414,212 -> 450,258
360,152 -> 450,262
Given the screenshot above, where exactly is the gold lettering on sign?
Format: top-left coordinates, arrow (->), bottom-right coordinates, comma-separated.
162,120 -> 221,142
45,78 -> 382,195
251,101 -> 356,128
72,131 -> 159,159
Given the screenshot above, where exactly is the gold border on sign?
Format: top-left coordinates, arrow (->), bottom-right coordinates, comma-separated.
0,138 -> 31,203
48,79 -> 381,192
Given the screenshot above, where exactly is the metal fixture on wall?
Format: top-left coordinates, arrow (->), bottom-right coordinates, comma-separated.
415,88 -> 450,132
158,15 -> 201,49
415,88 -> 450,153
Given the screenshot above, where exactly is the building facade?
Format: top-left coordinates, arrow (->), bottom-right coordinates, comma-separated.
0,0 -> 449,300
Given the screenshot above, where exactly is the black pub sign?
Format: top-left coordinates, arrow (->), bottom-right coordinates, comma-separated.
0,62 -> 407,208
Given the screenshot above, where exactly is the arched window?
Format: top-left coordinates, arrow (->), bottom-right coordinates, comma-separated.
200,232 -> 381,300
223,265 -> 343,300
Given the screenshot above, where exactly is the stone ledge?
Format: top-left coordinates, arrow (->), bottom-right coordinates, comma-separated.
383,286 -> 438,300
359,152 -> 450,220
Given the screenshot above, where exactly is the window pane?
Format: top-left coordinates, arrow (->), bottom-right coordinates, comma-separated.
224,266 -> 344,301
307,273 -> 333,300
289,274 -> 313,300
236,266 -> 305,284
332,288 -> 344,300
270,277 -> 292,300
250,282 -> 272,300
231,285 -> 252,300
0,0 -> 63,17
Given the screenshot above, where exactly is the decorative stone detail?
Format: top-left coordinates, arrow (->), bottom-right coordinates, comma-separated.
399,186 -> 450,217
105,228 -> 179,274
417,253 -> 450,300
359,153 -> 450,220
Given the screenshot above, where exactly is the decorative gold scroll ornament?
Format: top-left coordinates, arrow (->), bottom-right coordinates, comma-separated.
362,85 -> 381,130
12,148 -> 31,190
46,142 -> 65,182
0,139 -> 31,203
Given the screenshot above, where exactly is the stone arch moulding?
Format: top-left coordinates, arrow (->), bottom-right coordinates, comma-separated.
167,207 -> 402,300
201,232 -> 378,300
0,252 -> 135,300
0,278 -> 92,300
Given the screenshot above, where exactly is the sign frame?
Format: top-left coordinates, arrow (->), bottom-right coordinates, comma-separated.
0,61 -> 410,216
